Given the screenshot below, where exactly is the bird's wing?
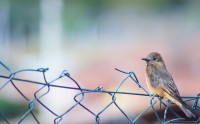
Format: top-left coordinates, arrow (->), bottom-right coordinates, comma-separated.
158,73 -> 179,96
151,65 -> 179,95
153,67 -> 187,106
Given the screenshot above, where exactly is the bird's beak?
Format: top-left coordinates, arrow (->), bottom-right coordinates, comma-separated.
142,57 -> 151,62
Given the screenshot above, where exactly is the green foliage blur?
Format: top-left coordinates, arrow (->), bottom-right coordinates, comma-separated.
0,96 -> 29,119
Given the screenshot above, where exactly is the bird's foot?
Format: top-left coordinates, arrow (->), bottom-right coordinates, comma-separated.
158,96 -> 163,100
150,94 -> 156,100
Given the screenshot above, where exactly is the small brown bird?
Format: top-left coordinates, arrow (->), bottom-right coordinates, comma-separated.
142,52 -> 195,118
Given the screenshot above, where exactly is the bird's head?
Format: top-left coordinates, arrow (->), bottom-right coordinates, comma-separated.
142,52 -> 165,66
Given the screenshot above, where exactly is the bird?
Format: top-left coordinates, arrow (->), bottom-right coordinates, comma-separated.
142,52 -> 195,118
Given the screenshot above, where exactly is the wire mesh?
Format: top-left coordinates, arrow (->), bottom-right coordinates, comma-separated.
0,61 -> 199,124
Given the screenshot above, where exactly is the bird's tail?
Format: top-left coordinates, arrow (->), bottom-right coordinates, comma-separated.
165,93 -> 196,118
179,105 -> 196,118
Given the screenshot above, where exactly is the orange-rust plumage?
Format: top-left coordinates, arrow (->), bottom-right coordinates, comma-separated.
142,52 -> 195,118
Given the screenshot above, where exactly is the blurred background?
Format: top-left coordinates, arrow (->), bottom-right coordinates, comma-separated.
0,0 -> 200,123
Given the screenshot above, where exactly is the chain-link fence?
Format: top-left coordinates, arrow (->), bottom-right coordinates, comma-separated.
0,61 -> 199,124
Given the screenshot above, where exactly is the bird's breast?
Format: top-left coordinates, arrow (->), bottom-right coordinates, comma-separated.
145,72 -> 156,94
145,65 -> 163,96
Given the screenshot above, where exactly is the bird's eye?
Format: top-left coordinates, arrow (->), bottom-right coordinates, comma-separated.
153,57 -> 156,61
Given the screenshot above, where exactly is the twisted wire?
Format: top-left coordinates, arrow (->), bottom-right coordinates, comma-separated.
0,61 -> 199,124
